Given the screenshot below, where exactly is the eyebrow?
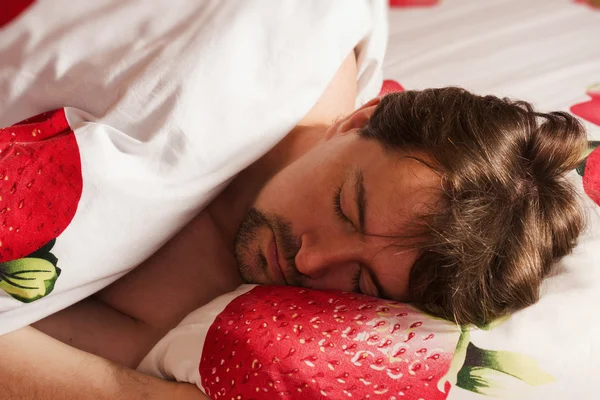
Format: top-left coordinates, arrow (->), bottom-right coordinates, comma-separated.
354,168 -> 367,235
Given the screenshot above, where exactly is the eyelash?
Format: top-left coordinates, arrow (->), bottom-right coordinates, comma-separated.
351,265 -> 363,294
334,185 -> 353,226
334,185 -> 366,296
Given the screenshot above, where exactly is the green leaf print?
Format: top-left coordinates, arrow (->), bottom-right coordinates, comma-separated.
0,257 -> 60,303
25,238 -> 59,269
456,341 -> 555,398
576,141 -> 600,176
457,365 -> 532,398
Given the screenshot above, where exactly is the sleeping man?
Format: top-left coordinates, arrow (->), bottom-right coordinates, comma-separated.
1,50 -> 587,399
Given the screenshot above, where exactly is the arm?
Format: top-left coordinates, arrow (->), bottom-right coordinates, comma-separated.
35,48 -> 358,370
32,296 -> 166,368
35,213 -> 242,368
93,49 -> 359,336
0,326 -> 208,400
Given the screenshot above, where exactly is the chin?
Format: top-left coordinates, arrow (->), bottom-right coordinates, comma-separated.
235,247 -> 266,285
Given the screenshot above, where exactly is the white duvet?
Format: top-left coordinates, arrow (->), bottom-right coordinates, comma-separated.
0,0 -> 386,335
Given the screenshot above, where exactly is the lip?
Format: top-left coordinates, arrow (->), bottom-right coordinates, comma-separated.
267,234 -> 286,285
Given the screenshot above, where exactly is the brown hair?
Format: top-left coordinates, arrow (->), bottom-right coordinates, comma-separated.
359,87 -> 586,326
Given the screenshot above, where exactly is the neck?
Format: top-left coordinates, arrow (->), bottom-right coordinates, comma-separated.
208,124 -> 329,243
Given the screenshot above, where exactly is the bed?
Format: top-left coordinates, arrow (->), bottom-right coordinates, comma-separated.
2,1 -> 600,399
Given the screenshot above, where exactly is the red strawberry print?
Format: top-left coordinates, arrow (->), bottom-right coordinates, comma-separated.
574,0 -> 600,9
379,80 -> 405,97
583,147 -> 600,206
389,0 -> 440,7
571,83 -> 600,126
0,0 -> 35,29
200,286 -> 461,400
199,286 -> 556,399
0,109 -> 83,263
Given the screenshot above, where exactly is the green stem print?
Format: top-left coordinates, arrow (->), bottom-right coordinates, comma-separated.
451,327 -> 555,398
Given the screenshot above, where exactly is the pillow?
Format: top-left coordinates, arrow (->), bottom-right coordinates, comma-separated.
139,285 -> 554,400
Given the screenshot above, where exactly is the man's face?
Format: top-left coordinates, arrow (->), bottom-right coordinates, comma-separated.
234,108 -> 440,301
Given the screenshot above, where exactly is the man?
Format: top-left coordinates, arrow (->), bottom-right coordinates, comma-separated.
1,49 -> 586,399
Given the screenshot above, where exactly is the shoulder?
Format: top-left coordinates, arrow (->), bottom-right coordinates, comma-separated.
298,50 -> 358,126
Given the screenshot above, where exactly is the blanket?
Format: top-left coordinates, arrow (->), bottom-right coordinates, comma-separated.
0,0 -> 386,335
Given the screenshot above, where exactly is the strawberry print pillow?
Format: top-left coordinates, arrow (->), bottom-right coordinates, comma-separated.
139,285 -> 555,400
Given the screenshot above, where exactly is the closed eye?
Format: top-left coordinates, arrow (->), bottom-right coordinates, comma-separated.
351,265 -> 363,294
334,185 -> 354,227
352,264 -> 381,298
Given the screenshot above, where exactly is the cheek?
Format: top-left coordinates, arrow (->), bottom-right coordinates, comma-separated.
376,247 -> 418,301
254,151 -> 335,216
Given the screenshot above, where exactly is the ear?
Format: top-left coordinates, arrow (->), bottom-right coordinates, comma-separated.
325,97 -> 381,140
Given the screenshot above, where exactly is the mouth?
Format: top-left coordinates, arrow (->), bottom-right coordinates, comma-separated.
266,233 -> 287,285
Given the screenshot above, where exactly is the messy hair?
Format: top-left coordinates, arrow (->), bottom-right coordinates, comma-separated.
359,88 -> 586,326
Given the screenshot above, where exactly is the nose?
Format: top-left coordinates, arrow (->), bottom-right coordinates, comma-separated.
295,231 -> 365,282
